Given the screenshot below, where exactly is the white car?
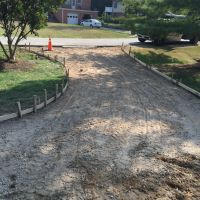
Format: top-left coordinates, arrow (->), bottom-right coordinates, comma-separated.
80,19 -> 102,28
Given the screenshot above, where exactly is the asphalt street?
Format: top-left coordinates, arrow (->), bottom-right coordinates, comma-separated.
0,37 -> 137,47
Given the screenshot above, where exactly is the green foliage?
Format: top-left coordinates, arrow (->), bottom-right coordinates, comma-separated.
0,0 -> 64,61
101,14 -> 126,24
123,0 -> 200,40
126,17 -> 200,40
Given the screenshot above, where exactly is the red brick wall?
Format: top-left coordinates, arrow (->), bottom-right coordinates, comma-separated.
81,0 -> 91,10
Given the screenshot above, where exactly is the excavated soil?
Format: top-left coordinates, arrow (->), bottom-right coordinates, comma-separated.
0,47 -> 200,200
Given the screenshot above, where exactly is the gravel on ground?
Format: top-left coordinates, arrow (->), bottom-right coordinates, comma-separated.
0,47 -> 200,200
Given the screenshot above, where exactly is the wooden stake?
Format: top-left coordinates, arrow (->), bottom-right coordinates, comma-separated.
25,43 -> 27,50
61,83 -> 64,95
38,96 -> 41,104
55,84 -> 58,100
33,95 -> 37,113
29,43 -> 31,52
17,101 -> 22,118
44,89 -> 47,107
171,72 -> 174,80
63,57 -> 66,67
129,46 -> 131,55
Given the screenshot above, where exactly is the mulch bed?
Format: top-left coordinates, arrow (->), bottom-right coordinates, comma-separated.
0,60 -> 35,71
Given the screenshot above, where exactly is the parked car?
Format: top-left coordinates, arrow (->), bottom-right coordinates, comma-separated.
80,19 -> 102,28
137,13 -> 199,45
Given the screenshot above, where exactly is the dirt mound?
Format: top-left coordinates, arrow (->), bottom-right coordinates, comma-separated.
0,60 -> 34,71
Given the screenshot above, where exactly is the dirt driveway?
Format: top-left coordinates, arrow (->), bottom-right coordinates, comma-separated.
0,47 -> 200,200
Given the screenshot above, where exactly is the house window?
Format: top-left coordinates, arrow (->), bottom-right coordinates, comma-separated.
113,1 -> 117,8
71,0 -> 75,7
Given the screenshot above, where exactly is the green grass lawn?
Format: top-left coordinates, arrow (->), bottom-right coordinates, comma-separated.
103,22 -> 126,30
0,23 -> 130,38
129,44 -> 200,92
0,49 -> 65,115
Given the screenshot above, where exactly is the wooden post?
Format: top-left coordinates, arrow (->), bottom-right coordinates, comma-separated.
25,43 -> 27,50
63,57 -> 66,68
29,43 -> 31,52
121,42 -> 124,50
44,89 -> 47,107
33,95 -> 37,113
148,57 -> 151,67
55,84 -> 58,100
38,96 -> 41,105
55,55 -> 58,61
61,83 -> 64,95
41,48 -> 44,56
129,46 -> 131,55
17,101 -> 22,118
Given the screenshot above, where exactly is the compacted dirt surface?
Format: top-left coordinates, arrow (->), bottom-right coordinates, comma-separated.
0,47 -> 200,200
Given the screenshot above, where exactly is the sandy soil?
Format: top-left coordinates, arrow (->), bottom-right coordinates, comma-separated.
0,47 -> 200,200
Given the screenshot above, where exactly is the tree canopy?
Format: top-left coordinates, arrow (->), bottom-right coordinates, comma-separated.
123,0 -> 200,43
123,0 -> 200,19
0,0 -> 64,62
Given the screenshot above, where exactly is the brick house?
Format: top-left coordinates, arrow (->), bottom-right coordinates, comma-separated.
53,0 -> 98,24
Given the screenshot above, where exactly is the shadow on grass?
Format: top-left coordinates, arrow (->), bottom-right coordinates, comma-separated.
134,51 -> 183,66
45,25 -> 88,31
0,77 -> 65,115
130,41 -> 196,51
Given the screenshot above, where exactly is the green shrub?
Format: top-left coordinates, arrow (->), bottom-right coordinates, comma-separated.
124,17 -> 200,39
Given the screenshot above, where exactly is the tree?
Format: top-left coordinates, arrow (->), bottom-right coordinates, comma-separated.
0,0 -> 64,62
123,0 -> 200,19
123,0 -> 200,44
91,0 -> 112,15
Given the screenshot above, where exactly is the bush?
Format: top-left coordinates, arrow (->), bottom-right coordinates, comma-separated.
101,13 -> 126,24
124,17 -> 200,39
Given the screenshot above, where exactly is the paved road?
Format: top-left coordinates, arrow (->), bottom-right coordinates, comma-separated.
0,36 -> 137,47
0,47 -> 199,199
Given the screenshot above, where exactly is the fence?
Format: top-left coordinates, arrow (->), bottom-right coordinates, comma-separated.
0,46 -> 70,123
121,43 -> 200,98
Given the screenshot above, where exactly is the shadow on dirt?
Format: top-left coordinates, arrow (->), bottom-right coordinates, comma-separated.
1,48 -> 200,200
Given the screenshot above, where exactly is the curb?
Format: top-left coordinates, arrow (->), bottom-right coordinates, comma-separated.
121,44 -> 200,98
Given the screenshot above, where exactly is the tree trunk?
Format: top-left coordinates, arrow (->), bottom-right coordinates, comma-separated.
7,37 -> 16,62
9,52 -> 16,62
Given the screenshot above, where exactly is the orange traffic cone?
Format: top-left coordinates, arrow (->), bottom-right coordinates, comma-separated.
48,37 -> 53,51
